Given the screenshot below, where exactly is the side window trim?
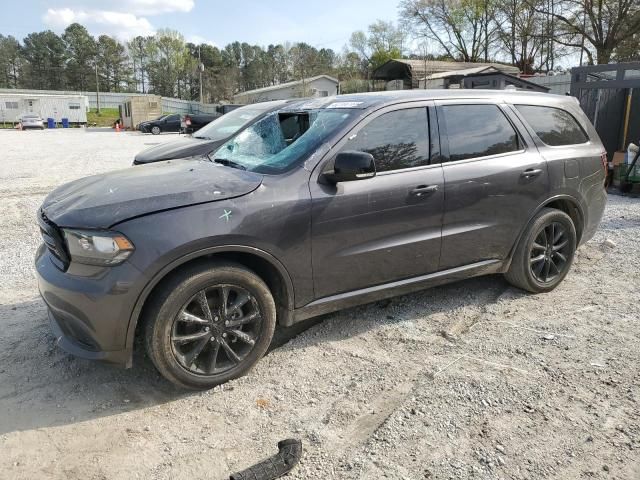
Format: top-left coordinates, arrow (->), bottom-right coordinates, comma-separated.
436,102 -> 527,165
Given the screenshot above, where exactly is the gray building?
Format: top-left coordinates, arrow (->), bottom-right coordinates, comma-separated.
233,75 -> 339,104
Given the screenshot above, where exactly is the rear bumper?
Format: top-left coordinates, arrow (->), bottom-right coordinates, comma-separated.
581,184 -> 608,245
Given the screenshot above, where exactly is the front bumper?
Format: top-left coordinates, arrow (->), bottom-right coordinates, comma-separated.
35,244 -> 145,368
47,309 -> 130,366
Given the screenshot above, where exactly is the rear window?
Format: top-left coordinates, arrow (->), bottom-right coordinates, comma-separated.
515,105 -> 588,146
441,104 -> 520,162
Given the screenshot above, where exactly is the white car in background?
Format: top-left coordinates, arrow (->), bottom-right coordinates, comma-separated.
19,114 -> 45,130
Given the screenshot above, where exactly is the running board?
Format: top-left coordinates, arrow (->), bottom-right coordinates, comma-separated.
291,259 -> 503,323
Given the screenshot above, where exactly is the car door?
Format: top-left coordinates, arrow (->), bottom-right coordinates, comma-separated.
164,114 -> 181,132
309,103 -> 444,299
435,100 -> 549,270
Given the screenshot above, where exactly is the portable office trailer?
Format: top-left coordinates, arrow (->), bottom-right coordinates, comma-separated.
119,95 -> 163,130
0,93 -> 88,124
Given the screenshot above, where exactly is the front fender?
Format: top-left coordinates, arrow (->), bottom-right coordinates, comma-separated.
123,244 -> 296,363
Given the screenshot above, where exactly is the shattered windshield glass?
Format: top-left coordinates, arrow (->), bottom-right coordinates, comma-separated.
212,109 -> 357,174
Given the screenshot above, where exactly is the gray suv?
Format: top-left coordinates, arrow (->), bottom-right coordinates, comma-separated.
35,91 -> 607,389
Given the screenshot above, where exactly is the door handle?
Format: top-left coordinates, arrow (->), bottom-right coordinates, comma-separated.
410,184 -> 439,197
521,168 -> 543,178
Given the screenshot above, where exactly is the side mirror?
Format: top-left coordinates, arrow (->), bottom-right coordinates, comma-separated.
324,151 -> 376,183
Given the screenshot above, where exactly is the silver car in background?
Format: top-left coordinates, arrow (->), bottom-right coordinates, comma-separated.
20,114 -> 45,130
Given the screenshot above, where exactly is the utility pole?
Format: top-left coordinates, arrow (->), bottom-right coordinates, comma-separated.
198,46 -> 204,103
95,62 -> 100,114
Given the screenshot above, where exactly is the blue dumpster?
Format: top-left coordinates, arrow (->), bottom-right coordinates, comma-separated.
47,118 -> 55,129
61,118 -> 69,128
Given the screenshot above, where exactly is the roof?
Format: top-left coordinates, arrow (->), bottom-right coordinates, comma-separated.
0,92 -> 88,99
234,75 -> 339,98
373,59 -> 520,81
277,89 -> 567,112
423,65 -> 500,80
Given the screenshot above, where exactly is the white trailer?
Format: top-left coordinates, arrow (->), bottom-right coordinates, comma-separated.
0,93 -> 89,125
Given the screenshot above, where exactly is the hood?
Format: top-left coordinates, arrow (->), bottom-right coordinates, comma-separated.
42,159 -> 263,229
134,137 -> 224,164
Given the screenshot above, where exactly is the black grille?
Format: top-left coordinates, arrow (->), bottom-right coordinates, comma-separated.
38,210 -> 70,270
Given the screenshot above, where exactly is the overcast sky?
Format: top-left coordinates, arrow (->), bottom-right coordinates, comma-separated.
0,0 -> 401,50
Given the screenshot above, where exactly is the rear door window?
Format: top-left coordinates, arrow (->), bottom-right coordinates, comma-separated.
440,104 -> 520,162
515,105 -> 588,146
339,108 -> 430,172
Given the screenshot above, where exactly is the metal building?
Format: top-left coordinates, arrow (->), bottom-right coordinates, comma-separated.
0,93 -> 88,124
233,75 -> 339,104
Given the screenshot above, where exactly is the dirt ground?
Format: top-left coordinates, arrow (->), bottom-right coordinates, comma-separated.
0,129 -> 638,480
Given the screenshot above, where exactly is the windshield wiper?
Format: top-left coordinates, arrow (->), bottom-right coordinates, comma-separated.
213,158 -> 247,170
193,135 -> 210,140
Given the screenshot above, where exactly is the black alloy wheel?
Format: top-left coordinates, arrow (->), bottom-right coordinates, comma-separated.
171,285 -> 262,375
528,221 -> 571,284
144,262 -> 276,389
505,208 -> 577,293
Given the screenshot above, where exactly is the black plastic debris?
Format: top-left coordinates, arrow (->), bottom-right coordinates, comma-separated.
229,439 -> 302,480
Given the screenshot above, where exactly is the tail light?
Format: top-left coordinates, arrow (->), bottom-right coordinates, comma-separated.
600,151 -> 608,185
185,115 -> 192,126
600,151 -> 608,173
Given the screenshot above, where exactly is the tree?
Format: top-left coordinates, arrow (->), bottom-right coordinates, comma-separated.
494,0 -> 549,73
0,35 -> 22,88
535,0 -> 640,64
96,35 -> 131,92
146,29 -> 188,97
400,0 -> 497,62
349,20 -> 404,72
613,33 -> 640,62
62,23 -> 96,91
127,36 -> 153,93
21,30 -> 67,89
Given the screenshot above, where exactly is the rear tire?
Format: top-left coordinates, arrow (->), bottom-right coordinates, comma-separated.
505,208 -> 576,293
144,262 -> 276,389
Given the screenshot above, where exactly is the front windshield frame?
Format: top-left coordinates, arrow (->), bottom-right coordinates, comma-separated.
211,107 -> 360,175
195,104 -> 282,141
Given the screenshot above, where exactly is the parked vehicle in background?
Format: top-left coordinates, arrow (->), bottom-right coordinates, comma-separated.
216,104 -> 243,115
36,91 -> 607,389
19,113 -> 45,130
133,100 -> 296,165
180,113 -> 219,134
138,114 -> 181,135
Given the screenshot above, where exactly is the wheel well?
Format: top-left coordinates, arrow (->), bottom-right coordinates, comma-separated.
133,251 -> 293,353
545,198 -> 584,243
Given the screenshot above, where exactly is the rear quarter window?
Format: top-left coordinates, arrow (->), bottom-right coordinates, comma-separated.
515,105 -> 589,146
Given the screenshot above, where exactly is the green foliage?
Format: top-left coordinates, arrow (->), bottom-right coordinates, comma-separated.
62,23 -> 96,91
87,108 -> 120,127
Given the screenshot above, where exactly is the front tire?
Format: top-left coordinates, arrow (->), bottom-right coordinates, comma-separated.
505,208 -> 576,293
151,126 -> 161,135
144,262 -> 276,389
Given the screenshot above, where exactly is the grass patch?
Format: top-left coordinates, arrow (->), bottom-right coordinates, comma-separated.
87,108 -> 120,127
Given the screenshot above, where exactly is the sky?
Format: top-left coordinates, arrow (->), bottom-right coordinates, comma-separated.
0,0 -> 401,51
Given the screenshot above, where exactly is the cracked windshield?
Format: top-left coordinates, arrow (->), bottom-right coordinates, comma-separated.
212,109 -> 357,173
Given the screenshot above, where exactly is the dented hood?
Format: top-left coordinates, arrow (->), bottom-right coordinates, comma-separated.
42,159 -> 262,228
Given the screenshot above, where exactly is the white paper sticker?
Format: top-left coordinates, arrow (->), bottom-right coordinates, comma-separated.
326,101 -> 364,108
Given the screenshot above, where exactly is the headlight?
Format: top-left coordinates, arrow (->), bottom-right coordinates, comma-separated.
63,229 -> 135,266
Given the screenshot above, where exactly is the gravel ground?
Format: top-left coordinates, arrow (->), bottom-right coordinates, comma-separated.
0,129 -> 638,480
